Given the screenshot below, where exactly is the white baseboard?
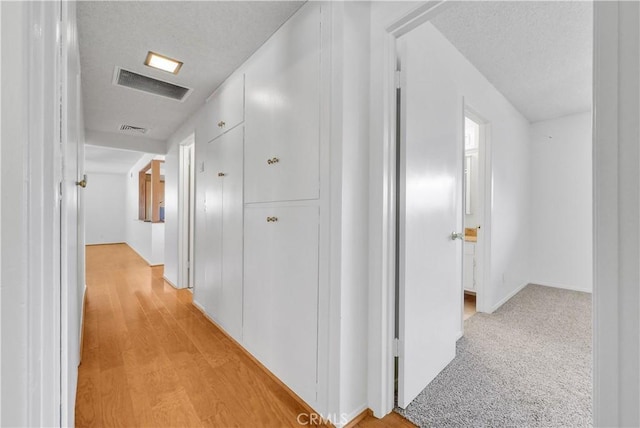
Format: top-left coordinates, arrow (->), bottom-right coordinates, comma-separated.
489,281 -> 529,313
163,275 -> 184,290
192,299 -> 205,313
455,330 -> 463,340
530,281 -> 592,294
125,242 -> 163,267
340,404 -> 369,427
85,241 -> 126,246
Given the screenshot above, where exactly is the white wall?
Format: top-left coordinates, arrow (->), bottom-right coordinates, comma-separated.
1,1 -> 82,425
334,1 -> 372,421
84,173 -> 127,244
1,4 -> 28,423
125,154 -> 165,266
85,129 -> 166,155
530,112 -> 592,292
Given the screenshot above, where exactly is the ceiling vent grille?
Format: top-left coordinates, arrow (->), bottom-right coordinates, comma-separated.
113,67 -> 192,102
119,124 -> 148,134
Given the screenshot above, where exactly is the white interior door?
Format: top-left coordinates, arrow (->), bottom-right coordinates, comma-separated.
397,26 -> 463,408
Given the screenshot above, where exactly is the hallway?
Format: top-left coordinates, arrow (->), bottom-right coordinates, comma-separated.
76,244 -> 411,427
77,244 -> 323,427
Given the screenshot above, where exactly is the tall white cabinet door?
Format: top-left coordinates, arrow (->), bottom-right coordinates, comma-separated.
197,139 -> 224,317
218,126 -> 244,341
244,3 -> 321,203
243,205 -> 319,406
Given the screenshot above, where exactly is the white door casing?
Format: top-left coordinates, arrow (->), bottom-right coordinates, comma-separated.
396,23 -> 463,408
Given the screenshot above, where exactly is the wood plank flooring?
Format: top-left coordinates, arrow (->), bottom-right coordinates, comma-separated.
77,244 -> 413,427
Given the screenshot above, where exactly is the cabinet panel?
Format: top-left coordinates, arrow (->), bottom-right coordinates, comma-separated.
243,205 -> 319,405
196,137 -> 224,317
197,74 -> 245,144
219,126 -> 244,340
195,127 -> 244,342
244,3 -> 320,203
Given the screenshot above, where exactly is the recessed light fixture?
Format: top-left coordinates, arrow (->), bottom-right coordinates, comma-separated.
144,51 -> 183,74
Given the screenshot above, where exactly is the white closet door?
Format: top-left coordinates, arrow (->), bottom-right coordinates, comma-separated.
219,126 -> 244,341
243,205 -> 319,406
244,3 -> 321,203
197,138 -> 224,318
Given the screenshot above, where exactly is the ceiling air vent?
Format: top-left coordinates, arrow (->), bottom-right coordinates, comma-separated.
120,124 -> 148,134
113,67 -> 192,102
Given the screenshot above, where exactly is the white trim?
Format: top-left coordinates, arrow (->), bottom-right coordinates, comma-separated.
0,0 -> 3,417
163,275 -> 179,289
529,281 -> 592,294
178,134 -> 195,290
338,404 -> 368,428
593,3 -> 640,425
593,4 -> 620,425
125,242 -> 163,267
489,281 -> 529,314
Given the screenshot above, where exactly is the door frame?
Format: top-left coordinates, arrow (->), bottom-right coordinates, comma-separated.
178,134 -> 196,289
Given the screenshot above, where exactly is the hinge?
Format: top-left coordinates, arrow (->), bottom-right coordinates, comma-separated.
395,70 -> 401,89
393,338 -> 401,357
59,182 -> 63,201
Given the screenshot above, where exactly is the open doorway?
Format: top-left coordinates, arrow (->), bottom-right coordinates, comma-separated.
462,112 -> 488,319
178,135 -> 196,290
391,1 -> 593,425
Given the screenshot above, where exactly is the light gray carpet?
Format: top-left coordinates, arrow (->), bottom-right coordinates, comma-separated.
396,284 -> 592,427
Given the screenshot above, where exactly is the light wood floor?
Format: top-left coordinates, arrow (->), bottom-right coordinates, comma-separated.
76,244 -> 414,427
464,293 -> 477,320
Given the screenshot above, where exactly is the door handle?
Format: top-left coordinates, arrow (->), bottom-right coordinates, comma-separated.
450,231 -> 464,241
76,174 -> 87,188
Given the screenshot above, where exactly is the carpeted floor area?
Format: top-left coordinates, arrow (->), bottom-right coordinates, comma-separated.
396,284 -> 592,427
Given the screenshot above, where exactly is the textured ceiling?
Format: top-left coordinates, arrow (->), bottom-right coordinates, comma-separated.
85,145 -> 145,174
77,1 -> 304,141
431,1 -> 592,123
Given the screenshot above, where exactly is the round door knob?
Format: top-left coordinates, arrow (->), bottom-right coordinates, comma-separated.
218,172 -> 225,177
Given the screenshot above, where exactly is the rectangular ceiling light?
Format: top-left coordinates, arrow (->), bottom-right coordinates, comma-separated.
144,51 -> 183,74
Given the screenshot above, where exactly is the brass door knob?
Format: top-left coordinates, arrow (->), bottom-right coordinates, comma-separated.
217,121 -> 226,128
266,216 -> 278,222
76,174 -> 88,188
218,172 -> 226,177
267,157 -> 280,165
